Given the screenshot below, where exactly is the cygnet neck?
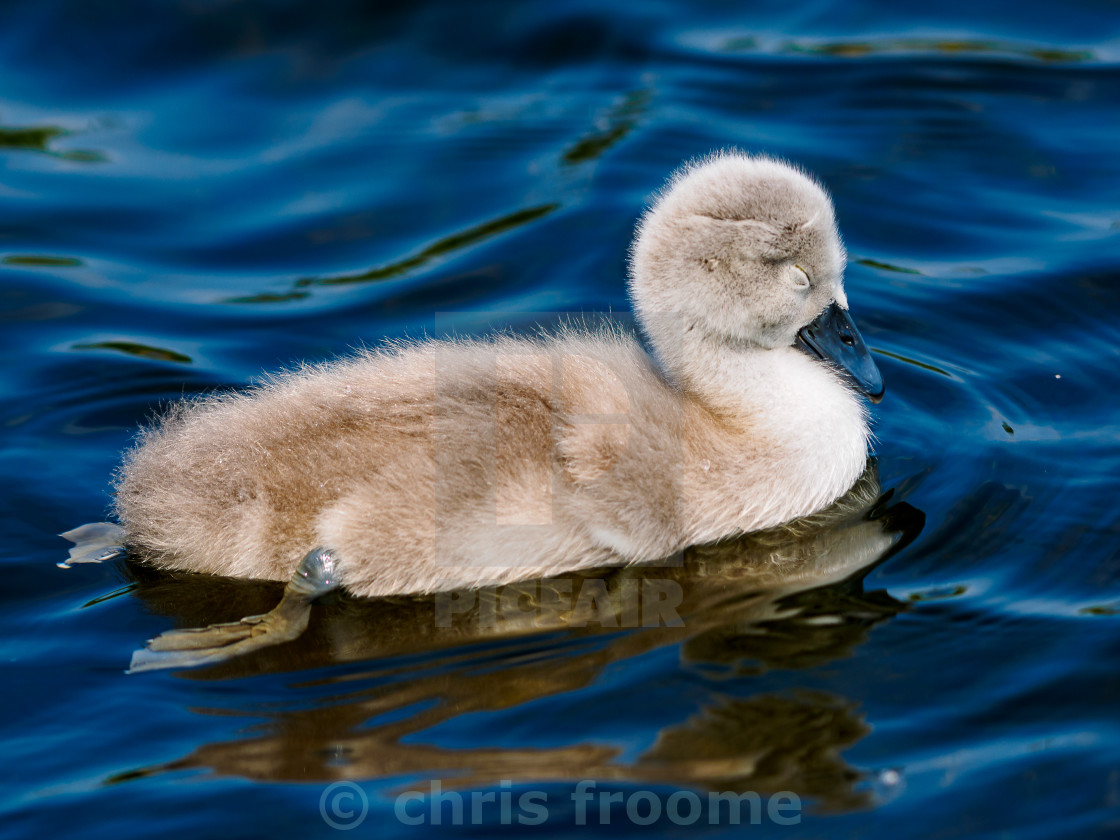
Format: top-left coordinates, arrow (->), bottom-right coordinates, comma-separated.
655,324 -> 851,426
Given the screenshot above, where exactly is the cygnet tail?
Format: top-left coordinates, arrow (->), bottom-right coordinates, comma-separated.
58,522 -> 126,568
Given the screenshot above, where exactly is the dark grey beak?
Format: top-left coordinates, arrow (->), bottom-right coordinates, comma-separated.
795,302 -> 884,402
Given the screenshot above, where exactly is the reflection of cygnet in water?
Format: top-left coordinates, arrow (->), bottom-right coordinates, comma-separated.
111,464 -> 922,811
65,153 -> 889,670
432,461 -> 916,640
110,461 -> 920,673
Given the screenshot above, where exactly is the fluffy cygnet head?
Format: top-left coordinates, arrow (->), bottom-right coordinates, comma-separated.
629,152 -> 880,399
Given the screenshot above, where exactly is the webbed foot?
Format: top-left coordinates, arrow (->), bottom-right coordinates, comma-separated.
128,547 -> 339,673
58,522 -> 126,568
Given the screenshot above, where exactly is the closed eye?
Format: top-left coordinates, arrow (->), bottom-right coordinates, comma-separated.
792,264 -> 811,288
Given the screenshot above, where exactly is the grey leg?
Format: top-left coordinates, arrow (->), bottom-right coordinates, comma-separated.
128,548 -> 340,673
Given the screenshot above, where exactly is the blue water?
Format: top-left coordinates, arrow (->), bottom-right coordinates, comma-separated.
3,0 -> 1120,837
